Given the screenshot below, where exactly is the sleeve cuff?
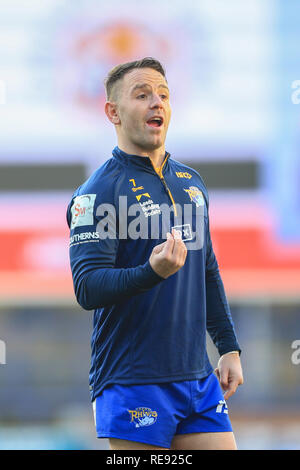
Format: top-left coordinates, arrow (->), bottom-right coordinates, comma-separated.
220,350 -> 240,357
219,348 -> 241,357
138,260 -> 165,288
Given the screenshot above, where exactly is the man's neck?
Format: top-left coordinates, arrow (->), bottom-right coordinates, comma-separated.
117,142 -> 166,169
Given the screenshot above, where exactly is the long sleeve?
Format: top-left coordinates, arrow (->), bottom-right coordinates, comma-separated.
205,218 -> 241,356
67,191 -> 164,311
72,255 -> 163,310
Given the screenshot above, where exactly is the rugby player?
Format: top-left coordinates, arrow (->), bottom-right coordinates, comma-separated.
67,57 -> 243,450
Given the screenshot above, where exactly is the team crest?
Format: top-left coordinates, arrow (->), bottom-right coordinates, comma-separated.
183,186 -> 205,207
127,407 -> 158,428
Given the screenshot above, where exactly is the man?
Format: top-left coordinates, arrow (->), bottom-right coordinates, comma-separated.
66,57 -> 243,450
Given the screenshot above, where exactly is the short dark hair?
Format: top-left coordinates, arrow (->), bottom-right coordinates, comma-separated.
104,57 -> 167,101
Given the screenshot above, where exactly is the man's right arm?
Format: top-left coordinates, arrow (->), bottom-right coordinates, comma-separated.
67,192 -> 164,309
71,254 -> 164,310
67,194 -> 186,310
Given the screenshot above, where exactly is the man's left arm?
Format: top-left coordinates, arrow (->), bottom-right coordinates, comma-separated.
205,216 -> 243,399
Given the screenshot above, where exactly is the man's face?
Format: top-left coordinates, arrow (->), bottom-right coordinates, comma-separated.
113,67 -> 171,153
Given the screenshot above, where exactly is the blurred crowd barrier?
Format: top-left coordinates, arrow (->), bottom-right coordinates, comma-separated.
0,301 -> 300,449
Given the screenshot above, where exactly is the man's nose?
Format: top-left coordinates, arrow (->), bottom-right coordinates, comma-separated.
150,93 -> 164,108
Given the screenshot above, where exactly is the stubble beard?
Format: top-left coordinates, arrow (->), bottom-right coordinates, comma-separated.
119,116 -> 167,153
134,125 -> 166,152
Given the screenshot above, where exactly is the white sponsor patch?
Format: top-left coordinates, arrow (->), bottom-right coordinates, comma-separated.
71,194 -> 96,229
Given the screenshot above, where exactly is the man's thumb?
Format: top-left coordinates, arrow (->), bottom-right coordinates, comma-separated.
151,233 -> 174,257
152,240 -> 167,255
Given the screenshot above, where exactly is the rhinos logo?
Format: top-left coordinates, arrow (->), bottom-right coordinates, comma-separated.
184,186 -> 205,207
127,407 -> 158,428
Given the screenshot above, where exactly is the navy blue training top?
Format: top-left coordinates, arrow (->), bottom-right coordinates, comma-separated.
66,146 -> 241,401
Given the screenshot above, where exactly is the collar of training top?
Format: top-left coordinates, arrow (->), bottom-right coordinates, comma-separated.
112,146 -> 170,175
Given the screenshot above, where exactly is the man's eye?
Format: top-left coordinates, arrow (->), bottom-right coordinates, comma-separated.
137,94 -> 147,99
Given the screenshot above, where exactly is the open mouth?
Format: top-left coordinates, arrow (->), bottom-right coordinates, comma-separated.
146,117 -> 164,128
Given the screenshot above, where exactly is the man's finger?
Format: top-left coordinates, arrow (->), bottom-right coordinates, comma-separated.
161,232 -> 175,256
219,370 -> 229,391
152,240 -> 167,255
171,230 -> 187,261
223,383 -> 238,400
180,240 -> 188,264
215,368 -> 235,400
172,237 -> 186,260
171,228 -> 180,238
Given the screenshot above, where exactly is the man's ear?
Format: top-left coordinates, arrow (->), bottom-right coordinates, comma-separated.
105,101 -> 121,125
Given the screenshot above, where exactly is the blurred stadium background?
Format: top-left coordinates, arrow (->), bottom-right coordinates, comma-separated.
0,0 -> 300,450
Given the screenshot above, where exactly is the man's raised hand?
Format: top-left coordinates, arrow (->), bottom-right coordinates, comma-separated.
149,229 -> 187,279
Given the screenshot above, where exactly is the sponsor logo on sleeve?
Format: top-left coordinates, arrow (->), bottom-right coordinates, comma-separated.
71,194 -> 96,229
69,231 -> 100,247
